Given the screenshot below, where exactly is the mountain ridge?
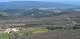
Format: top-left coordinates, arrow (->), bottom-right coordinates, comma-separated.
0,1 -> 78,9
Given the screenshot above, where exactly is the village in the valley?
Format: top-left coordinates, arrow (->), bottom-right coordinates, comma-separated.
0,23 -> 48,33
0,24 -> 25,33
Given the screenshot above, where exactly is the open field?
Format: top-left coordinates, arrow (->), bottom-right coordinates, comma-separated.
0,33 -> 9,39
32,30 -> 80,39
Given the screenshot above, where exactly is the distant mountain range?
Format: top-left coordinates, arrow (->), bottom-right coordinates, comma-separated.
0,1 -> 78,9
0,1 -> 79,18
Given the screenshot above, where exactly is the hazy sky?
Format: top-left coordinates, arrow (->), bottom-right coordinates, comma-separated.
0,0 -> 79,2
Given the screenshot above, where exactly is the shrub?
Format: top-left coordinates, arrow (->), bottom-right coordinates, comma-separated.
72,26 -> 80,29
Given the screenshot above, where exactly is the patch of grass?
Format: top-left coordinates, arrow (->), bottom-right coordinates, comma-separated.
32,28 -> 48,33
0,33 -> 10,39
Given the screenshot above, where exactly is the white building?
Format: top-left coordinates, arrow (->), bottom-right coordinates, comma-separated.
5,28 -> 19,33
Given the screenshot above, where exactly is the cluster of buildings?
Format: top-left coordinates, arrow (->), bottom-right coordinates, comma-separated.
0,23 -> 26,33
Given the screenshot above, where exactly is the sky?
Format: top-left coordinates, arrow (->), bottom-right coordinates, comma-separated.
0,0 -> 80,3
